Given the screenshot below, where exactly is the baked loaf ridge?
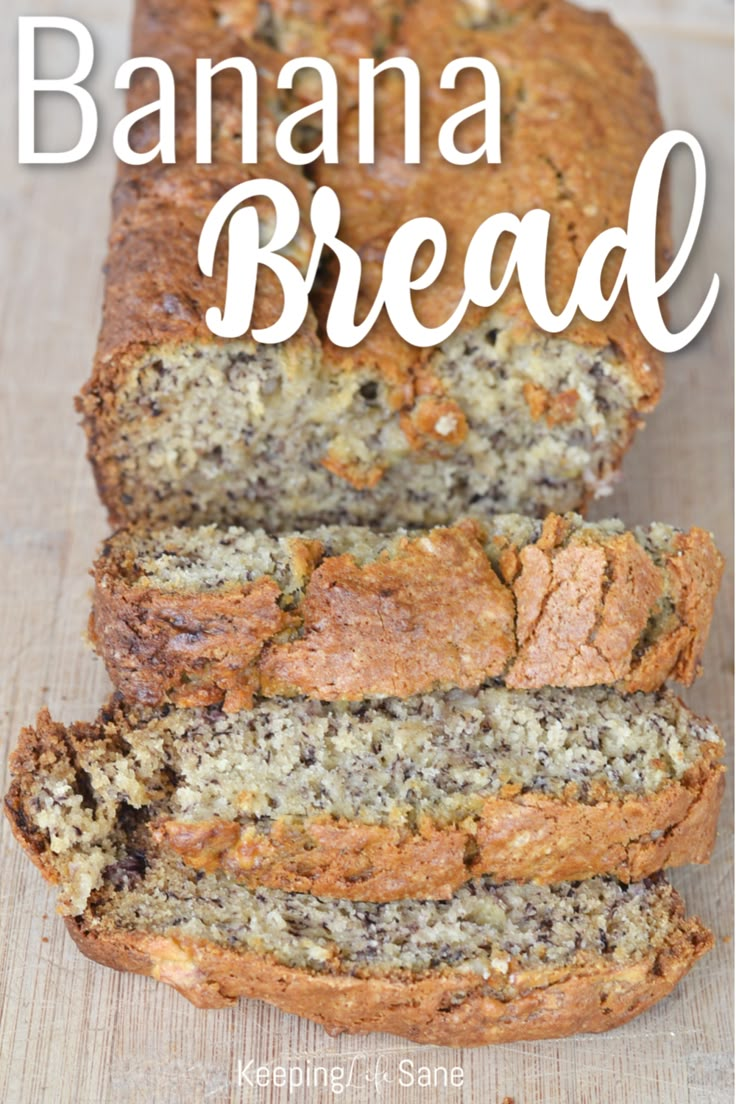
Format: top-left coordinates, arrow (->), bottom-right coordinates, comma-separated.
3,734 -> 712,1044
78,0 -> 668,530
90,514 -> 724,709
5,687 -> 723,906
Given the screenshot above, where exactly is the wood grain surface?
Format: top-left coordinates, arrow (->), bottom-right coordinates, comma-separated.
0,2 -> 732,1102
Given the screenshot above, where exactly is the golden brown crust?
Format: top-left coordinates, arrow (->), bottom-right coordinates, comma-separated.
95,0 -> 317,359
64,911 -> 712,1043
259,519 -> 516,698
625,528 -> 726,692
152,816 -> 472,900
216,0 -> 404,91
3,712 -> 78,888
507,524 -> 663,688
90,517 -> 724,705
90,577 -> 295,711
150,751 -> 725,898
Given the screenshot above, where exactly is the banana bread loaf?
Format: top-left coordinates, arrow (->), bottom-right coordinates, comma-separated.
5,686 -> 723,905
77,0 -> 668,530
4,751 -> 712,1043
90,514 -> 724,709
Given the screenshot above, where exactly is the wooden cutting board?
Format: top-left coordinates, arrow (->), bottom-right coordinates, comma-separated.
0,2 -> 732,1101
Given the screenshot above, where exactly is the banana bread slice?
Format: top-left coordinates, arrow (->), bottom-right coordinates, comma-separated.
90,514 -> 724,709
77,0 -> 668,530
5,686 -> 723,904
61,874 -> 716,1044
4,747 -> 712,1043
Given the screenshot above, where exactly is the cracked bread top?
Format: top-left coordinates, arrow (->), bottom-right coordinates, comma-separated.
90,513 -> 724,708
